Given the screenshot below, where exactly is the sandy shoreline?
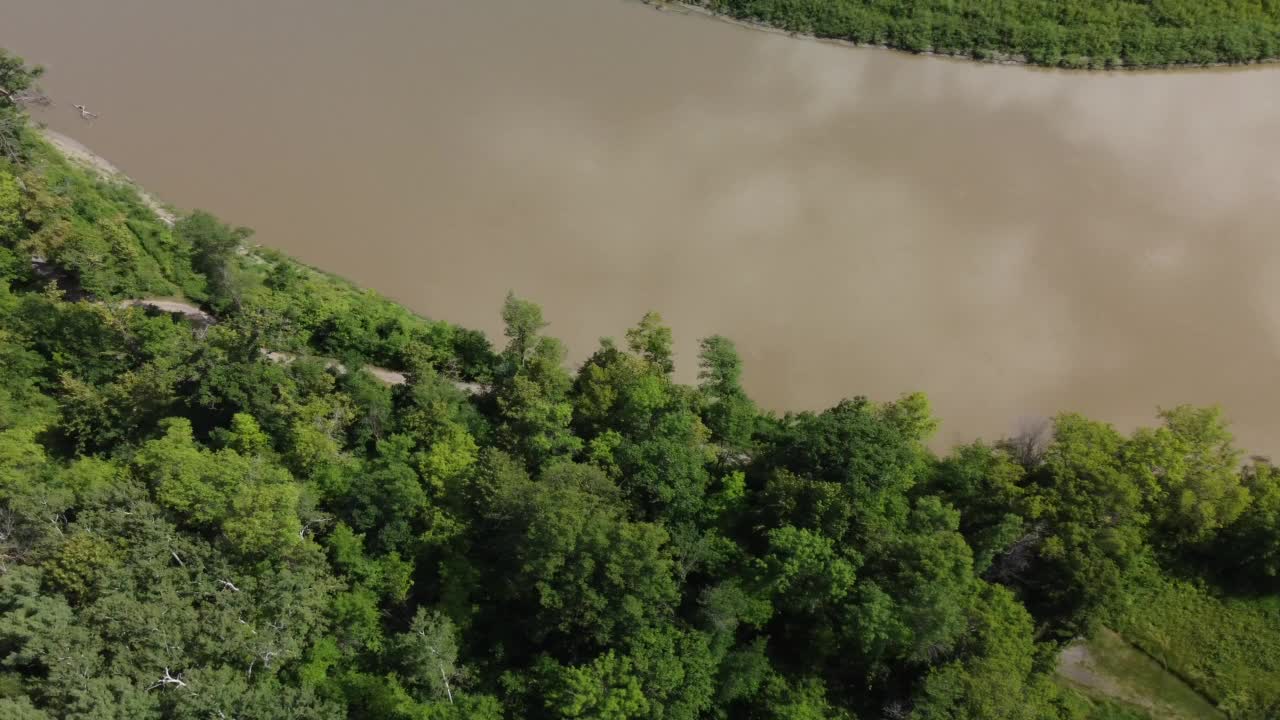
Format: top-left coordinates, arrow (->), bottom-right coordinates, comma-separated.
35,130 -> 443,389
38,127 -> 177,225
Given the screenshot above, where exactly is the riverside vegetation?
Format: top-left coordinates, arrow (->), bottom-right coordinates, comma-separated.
2,50 -> 1279,719
688,0 -> 1280,68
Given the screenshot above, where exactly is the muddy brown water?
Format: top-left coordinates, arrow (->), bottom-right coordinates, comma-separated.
7,0 -> 1280,451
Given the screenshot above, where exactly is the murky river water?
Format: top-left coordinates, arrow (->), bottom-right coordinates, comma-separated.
6,0 -> 1280,450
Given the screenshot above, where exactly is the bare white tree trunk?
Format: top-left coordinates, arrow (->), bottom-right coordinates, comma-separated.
439,662 -> 453,704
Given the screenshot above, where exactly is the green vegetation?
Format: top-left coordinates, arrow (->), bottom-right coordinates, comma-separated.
1057,628 -> 1223,719
2,49 -> 1279,719
1062,693 -> 1171,720
1104,568 -> 1280,716
0,50 -> 43,162
691,0 -> 1280,68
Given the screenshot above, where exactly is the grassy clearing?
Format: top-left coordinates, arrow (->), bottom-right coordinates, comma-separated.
1105,573 -> 1280,719
1057,628 -> 1222,720
1060,689 -> 1155,720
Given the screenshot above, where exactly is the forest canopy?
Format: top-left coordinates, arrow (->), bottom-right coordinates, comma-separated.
691,0 -> 1280,68
1,49 -> 1278,719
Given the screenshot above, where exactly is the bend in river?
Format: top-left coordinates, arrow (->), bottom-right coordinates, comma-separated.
8,0 -> 1280,451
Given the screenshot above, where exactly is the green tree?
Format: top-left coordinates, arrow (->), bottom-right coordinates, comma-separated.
696,335 -> 757,450
1124,405 -> 1249,550
625,311 -> 675,375
0,50 -> 42,109
46,532 -> 118,604
1218,458 -> 1280,589
751,675 -> 851,720
396,608 -> 463,704
493,294 -> 581,468
1022,414 -> 1149,624
910,583 -> 1065,720
445,455 -> 678,661
613,409 -> 715,526
0,49 -> 43,162
926,442 -> 1027,574
346,434 -> 428,554
765,397 -> 928,550
133,417 -> 303,555
864,497 -> 976,665
761,525 -> 858,614
175,211 -> 252,309
166,667 -> 343,720
516,477 -> 678,650
0,697 -> 55,720
572,339 -> 667,439
501,291 -> 548,367
223,481 -> 303,556
546,650 -> 650,719
543,626 -> 716,720
0,168 -> 21,239
343,369 -> 395,449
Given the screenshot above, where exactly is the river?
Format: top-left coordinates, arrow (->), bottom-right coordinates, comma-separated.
6,0 -> 1280,451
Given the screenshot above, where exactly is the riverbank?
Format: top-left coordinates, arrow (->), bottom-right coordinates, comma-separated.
38,127 -> 177,225
15,0 -> 1280,456
30,126 -> 486,391
661,0 -> 1280,71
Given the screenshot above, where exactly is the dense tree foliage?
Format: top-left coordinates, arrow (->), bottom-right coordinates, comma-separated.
0,49 -> 43,162
694,0 -> 1280,68
1,51 -> 1278,719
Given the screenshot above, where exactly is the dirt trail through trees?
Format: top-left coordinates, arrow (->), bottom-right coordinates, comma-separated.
37,134 -> 416,388
123,298 -> 413,386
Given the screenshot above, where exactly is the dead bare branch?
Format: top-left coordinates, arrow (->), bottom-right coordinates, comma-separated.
1000,415 -> 1053,469
146,667 -> 187,691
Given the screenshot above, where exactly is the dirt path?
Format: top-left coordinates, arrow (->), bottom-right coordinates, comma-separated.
123,298 -> 489,392
118,299 -> 411,387
261,349 -> 408,386
119,298 -> 214,326
262,350 -> 485,392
